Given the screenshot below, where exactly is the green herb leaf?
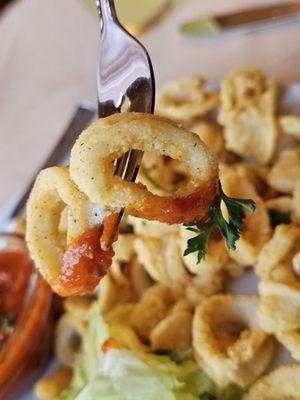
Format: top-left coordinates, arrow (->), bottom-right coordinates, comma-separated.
152,348 -> 193,365
170,348 -> 193,365
217,383 -> 244,400
199,393 -> 216,400
183,181 -> 256,263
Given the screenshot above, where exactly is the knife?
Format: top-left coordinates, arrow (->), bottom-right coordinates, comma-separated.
181,2 -> 300,37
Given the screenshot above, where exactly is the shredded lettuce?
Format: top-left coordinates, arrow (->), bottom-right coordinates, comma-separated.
60,301 -> 243,400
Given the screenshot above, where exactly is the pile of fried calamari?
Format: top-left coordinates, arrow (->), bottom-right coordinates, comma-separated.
36,67 -> 300,400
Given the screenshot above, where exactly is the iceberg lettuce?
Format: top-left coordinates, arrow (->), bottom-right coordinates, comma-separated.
60,302 -> 243,400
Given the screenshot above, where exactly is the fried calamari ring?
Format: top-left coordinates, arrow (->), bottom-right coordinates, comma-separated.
218,67 -> 279,164
221,165 -> 271,267
279,115 -> 300,141
267,148 -> 300,194
258,281 -> 300,333
193,295 -> 273,387
156,77 -> 219,122
134,231 -> 227,304
130,284 -> 176,341
26,167 -> 114,297
242,364 -> 300,400
276,329 -> 300,361
150,310 -> 193,351
56,313 -> 86,367
255,224 -> 300,286
70,112 -> 219,225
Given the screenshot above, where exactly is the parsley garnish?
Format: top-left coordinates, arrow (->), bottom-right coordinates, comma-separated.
184,181 -> 255,263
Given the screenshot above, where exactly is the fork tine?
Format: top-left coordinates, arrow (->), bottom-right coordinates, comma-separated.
96,0 -> 155,246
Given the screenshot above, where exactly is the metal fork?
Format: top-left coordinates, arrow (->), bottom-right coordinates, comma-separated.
96,0 -> 155,245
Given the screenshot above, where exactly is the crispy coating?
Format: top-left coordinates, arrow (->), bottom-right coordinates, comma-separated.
258,281 -> 300,333
35,367 -> 72,400
134,229 -> 230,305
255,224 -> 300,286
150,310 -> 193,351
180,225 -> 229,277
26,167 -> 92,295
130,284 -> 176,341
276,329 -> 300,361
134,234 -> 190,289
267,147 -> 300,193
190,121 -> 225,157
242,364 -> 300,399
55,313 -> 86,367
219,67 -> 279,164
294,182 -> 300,222
279,115 -> 300,141
221,165 -> 271,266
256,225 -> 300,335
64,296 -> 94,322
127,216 -> 179,237
70,112 -> 218,224
193,295 -> 273,387
156,77 -> 219,122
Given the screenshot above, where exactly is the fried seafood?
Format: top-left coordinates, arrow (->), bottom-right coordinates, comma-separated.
190,121 -> 225,158
55,313 -> 86,368
218,67 -> 279,164
258,281 -> 300,333
256,225 -> 300,335
35,368 -> 72,400
26,167 -> 114,297
180,225 -> 229,277
150,310 -> 193,351
242,364 -> 300,399
127,216 -> 179,238
193,295 -> 273,387
279,115 -> 300,141
220,165 -> 271,266
255,224 -> 300,285
134,228 -> 233,304
130,284 -> 176,342
267,147 -> 300,193
276,329 -> 300,361
156,77 -> 219,122
134,234 -> 190,289
294,183 -> 300,222
70,112 -> 219,224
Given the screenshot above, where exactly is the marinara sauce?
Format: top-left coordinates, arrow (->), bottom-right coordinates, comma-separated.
0,236 -> 33,349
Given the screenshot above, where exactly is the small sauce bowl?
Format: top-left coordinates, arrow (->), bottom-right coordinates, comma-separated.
0,234 -> 53,399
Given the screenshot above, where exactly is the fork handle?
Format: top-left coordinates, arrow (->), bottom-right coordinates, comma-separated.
96,0 -> 118,22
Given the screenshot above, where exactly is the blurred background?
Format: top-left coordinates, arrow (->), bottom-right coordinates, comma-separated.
1,0 -> 300,218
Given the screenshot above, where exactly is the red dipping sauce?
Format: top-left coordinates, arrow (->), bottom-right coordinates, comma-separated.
59,225 -> 115,296
0,246 -> 33,348
0,234 -> 52,399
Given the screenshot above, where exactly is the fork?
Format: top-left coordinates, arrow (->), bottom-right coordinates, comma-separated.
96,0 -> 155,245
